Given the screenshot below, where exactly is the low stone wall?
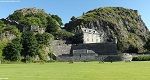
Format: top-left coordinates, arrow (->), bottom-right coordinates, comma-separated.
96,55 -> 122,62
57,55 -> 122,62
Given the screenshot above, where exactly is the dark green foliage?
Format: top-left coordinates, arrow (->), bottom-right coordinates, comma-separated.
8,11 -> 24,21
126,45 -> 138,53
70,16 -> 77,21
21,32 -> 38,59
132,56 -> 150,61
0,20 -> 6,33
64,7 -> 149,53
19,17 -> 42,27
36,32 -> 54,45
0,8 -> 64,62
65,7 -> 140,32
2,38 -> 22,61
2,25 -> 21,37
144,39 -> 150,51
46,16 -> 60,33
51,15 -> 63,26
64,19 -> 83,32
70,33 -> 83,44
0,20 -> 6,27
8,8 -> 62,32
52,30 -> 74,40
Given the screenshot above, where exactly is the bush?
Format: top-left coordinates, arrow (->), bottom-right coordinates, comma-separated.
132,56 -> 150,61
47,60 -> 55,63
68,60 -> 74,64
2,38 -> 22,61
22,32 -> 39,58
52,30 -> 74,40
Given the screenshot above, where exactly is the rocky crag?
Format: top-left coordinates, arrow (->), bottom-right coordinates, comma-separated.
65,7 -> 150,53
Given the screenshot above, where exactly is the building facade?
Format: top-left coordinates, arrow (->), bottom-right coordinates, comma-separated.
74,26 -> 105,43
81,28 -> 104,43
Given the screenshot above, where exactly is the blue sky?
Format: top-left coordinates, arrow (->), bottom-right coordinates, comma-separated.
0,0 -> 150,29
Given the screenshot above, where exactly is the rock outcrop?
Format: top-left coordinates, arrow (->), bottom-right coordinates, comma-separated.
65,7 -> 150,53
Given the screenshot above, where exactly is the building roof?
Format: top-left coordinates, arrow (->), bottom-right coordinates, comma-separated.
81,28 -> 99,35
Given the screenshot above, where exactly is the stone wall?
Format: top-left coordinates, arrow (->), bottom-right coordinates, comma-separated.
57,55 -> 121,62
51,40 -> 72,56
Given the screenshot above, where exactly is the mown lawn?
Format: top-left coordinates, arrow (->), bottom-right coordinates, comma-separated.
0,62 -> 150,80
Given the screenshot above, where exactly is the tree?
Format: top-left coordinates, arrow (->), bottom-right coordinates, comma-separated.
70,33 -> 83,44
51,15 -> 63,26
70,16 -> 77,21
20,17 -> 42,27
36,32 -> 54,45
52,30 -> 74,40
126,45 -> 138,53
2,38 -> 22,61
0,20 -> 6,27
8,11 -> 24,21
144,39 -> 150,51
22,32 -> 38,60
46,16 -> 60,33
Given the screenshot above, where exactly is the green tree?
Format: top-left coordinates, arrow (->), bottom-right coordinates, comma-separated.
70,33 -> 83,44
51,15 -> 63,26
52,30 -> 74,40
3,25 -> 21,37
70,16 -> 77,21
0,39 -> 9,58
46,16 -> 60,33
2,38 -> 22,61
8,11 -> 24,21
0,20 -> 6,27
144,39 -> 150,51
0,20 -> 6,33
20,17 -> 42,27
22,32 -> 38,60
36,32 -> 54,45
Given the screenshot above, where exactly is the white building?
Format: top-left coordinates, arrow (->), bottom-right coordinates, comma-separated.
81,28 -> 104,43
74,26 -> 104,43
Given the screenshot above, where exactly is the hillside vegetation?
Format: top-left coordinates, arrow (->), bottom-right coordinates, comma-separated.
0,7 -> 150,62
65,7 -> 150,53
0,8 -> 73,62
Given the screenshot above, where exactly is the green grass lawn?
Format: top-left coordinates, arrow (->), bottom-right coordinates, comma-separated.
0,62 -> 150,80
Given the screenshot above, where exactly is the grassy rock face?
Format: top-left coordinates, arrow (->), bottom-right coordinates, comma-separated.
65,7 -> 150,53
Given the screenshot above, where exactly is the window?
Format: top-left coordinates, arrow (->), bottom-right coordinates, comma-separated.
96,39 -> 99,42
87,38 -> 89,41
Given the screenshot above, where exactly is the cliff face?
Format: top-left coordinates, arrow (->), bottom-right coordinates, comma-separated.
65,7 -> 150,53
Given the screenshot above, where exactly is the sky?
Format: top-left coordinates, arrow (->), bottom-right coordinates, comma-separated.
0,0 -> 150,29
